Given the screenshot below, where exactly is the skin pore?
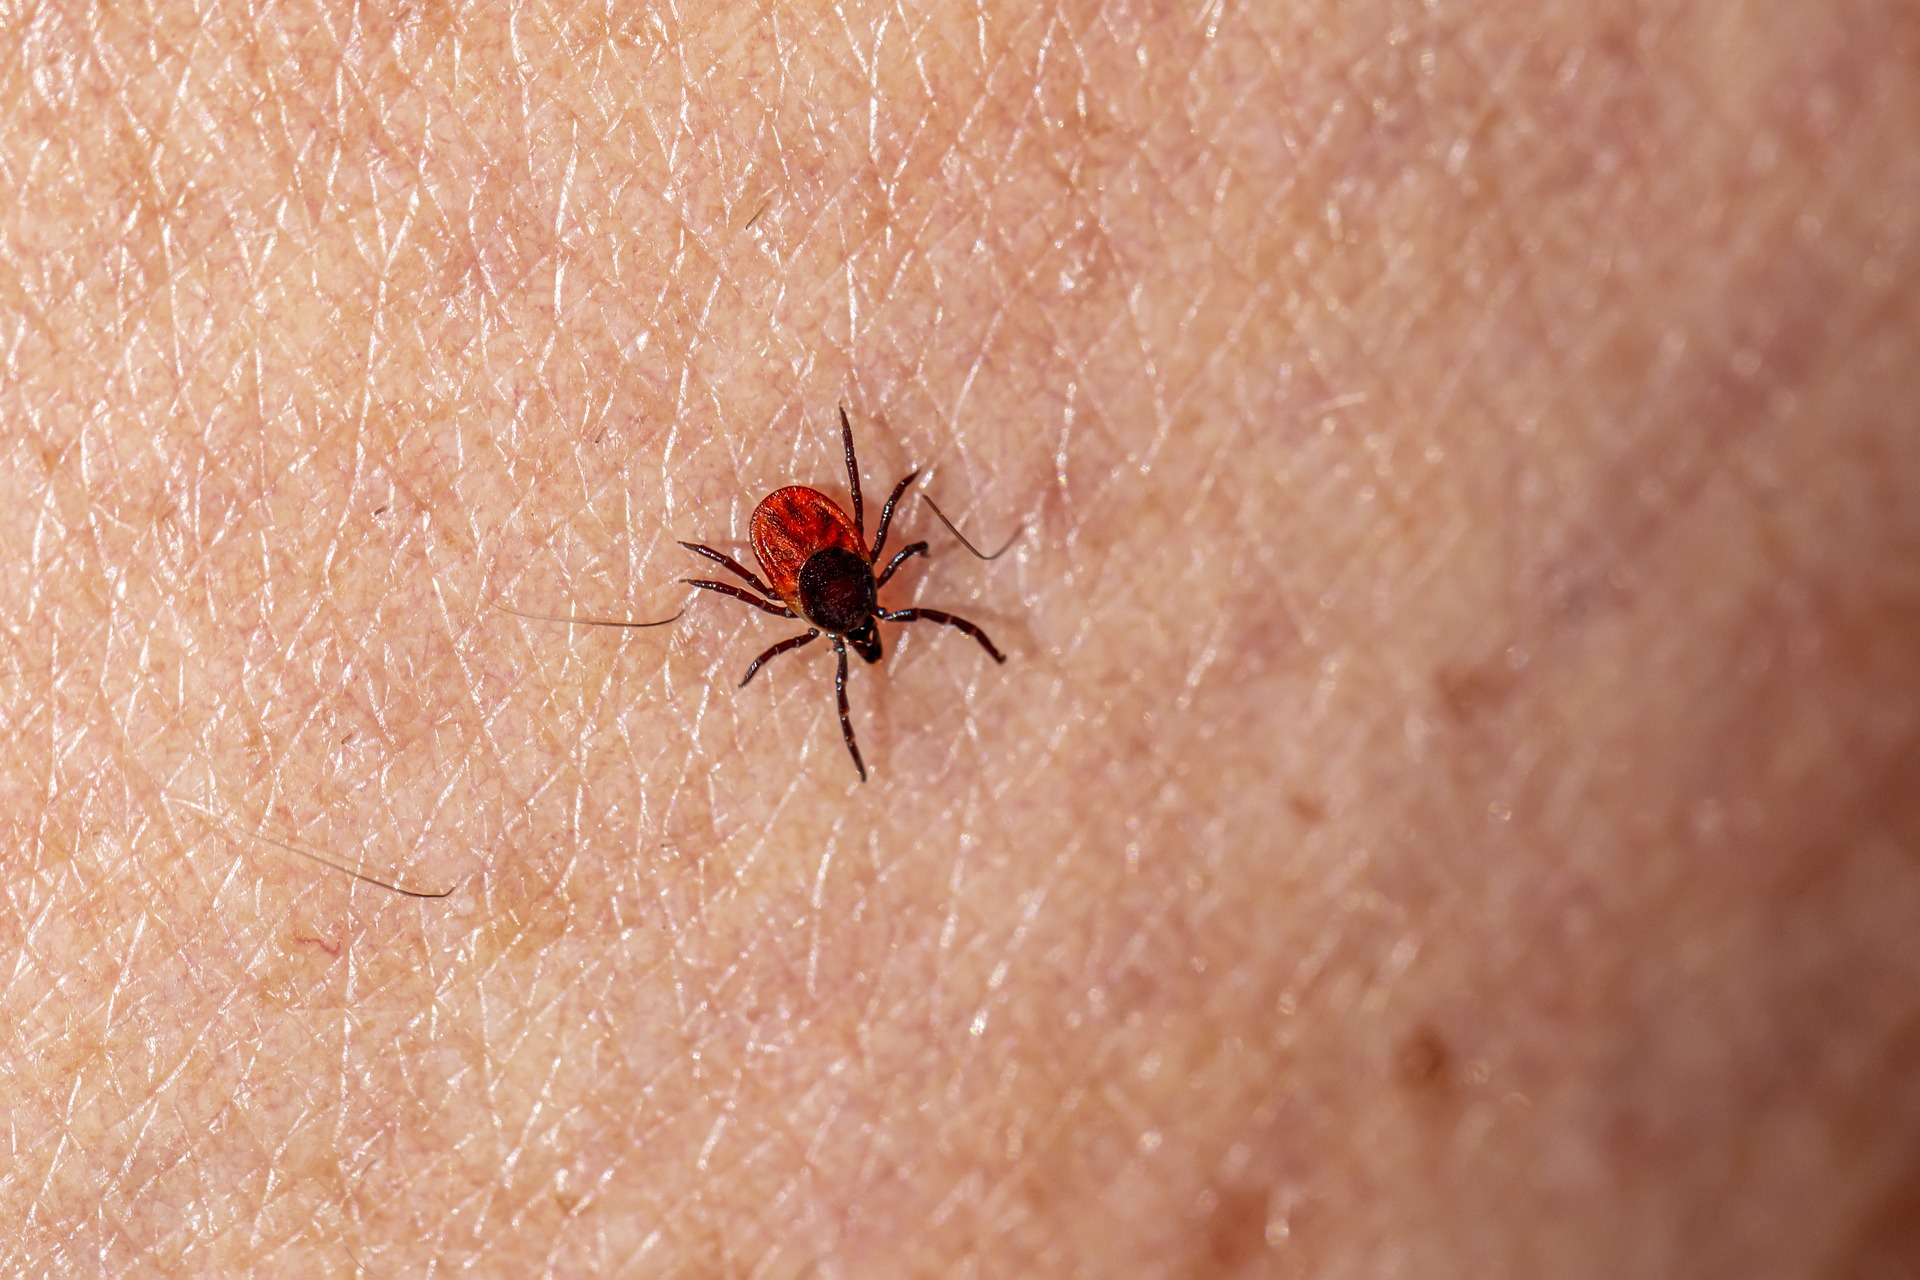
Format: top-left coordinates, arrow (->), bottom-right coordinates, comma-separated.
3,0 -> 1918,1274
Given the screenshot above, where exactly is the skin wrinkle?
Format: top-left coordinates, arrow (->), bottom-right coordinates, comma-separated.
0,0 -> 1915,1277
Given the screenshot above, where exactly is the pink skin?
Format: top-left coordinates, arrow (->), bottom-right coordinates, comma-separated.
2,1 -> 1918,1275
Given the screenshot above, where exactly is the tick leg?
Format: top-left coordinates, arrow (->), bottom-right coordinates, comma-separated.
874,541 -> 928,590
870,469 -> 919,560
683,578 -> 795,618
679,541 -> 776,597
839,405 -> 865,541
879,607 -> 1006,663
833,637 -> 867,782
740,630 -> 819,687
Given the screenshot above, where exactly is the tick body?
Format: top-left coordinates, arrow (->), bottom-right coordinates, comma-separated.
680,408 -> 1008,781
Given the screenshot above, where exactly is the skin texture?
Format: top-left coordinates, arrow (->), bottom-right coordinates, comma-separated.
2,0 -> 1918,1275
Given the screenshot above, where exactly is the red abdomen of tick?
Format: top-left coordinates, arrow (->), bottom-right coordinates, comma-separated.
750,486 -> 867,608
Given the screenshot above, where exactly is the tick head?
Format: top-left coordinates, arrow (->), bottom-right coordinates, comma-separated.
845,618 -> 884,664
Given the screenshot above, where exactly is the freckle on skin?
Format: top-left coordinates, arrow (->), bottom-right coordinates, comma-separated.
1394,1023 -> 1454,1092
1199,1185 -> 1273,1272
1288,793 -> 1326,824
1434,658 -> 1521,725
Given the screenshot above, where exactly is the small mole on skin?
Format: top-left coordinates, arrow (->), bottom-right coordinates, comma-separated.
1201,1185 -> 1272,1271
1434,658 -> 1520,724
1394,1023 -> 1454,1091
1287,793 -> 1326,825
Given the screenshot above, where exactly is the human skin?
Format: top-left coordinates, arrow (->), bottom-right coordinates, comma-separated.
2,0 -> 1918,1274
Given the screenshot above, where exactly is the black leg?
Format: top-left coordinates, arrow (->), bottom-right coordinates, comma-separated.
839,405 -> 864,541
870,469 -> 919,560
874,541 -> 928,590
878,607 -> 1006,663
683,578 -> 794,618
679,541 -> 776,598
832,637 -> 866,782
740,630 -> 819,686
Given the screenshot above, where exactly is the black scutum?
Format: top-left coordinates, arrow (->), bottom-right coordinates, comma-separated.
797,546 -> 877,635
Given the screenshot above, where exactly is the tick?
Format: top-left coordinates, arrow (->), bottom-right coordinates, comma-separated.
681,408 -> 1013,781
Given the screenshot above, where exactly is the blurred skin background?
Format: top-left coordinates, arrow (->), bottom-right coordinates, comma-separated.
1,1 -> 1916,1275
